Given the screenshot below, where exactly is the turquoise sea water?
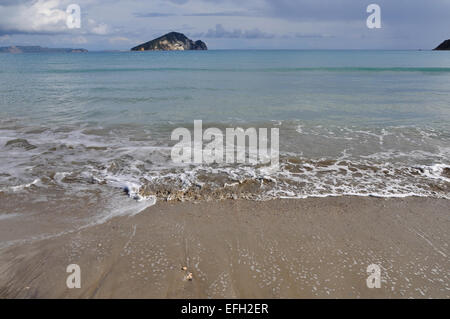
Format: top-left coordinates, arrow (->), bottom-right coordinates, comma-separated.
0,50 -> 449,242
1,50 -> 450,126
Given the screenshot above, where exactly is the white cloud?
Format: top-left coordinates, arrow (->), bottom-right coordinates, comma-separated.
0,0 -> 67,34
89,20 -> 109,35
0,0 -> 109,35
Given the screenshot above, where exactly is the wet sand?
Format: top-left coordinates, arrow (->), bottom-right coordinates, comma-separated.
0,197 -> 449,298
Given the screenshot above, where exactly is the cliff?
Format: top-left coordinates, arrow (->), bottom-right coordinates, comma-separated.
433,39 -> 450,50
131,32 -> 207,51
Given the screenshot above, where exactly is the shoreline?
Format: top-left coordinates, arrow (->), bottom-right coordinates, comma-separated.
0,196 -> 449,298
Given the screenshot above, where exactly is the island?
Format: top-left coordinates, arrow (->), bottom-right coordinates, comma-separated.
433,39 -> 450,50
131,32 -> 207,51
0,46 -> 88,53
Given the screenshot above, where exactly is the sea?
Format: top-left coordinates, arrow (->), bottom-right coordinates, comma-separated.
0,50 -> 449,245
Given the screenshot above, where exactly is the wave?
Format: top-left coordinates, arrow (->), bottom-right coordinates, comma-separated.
1,122 -> 448,224
9,158 -> 447,200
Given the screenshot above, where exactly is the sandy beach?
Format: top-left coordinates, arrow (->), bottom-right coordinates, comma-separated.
0,196 -> 448,298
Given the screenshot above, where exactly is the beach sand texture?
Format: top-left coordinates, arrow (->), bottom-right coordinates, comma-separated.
0,197 -> 448,298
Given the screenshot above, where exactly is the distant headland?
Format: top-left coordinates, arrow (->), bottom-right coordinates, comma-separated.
0,46 -> 88,53
433,39 -> 450,50
131,32 -> 207,51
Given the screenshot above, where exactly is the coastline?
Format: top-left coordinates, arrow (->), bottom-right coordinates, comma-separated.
1,196 -> 448,298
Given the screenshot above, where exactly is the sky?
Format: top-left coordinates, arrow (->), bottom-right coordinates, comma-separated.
0,0 -> 449,50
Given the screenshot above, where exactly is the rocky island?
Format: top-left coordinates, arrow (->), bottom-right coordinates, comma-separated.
0,46 -> 88,53
131,32 -> 207,51
433,39 -> 450,50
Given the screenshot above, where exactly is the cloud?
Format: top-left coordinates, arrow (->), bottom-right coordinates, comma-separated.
134,12 -> 177,18
198,24 -> 274,39
0,0 -> 68,34
109,36 -> 131,44
183,11 -> 252,17
261,0 -> 450,24
72,35 -> 87,44
167,0 -> 189,4
0,0 -> 110,36
88,19 -> 109,35
134,11 -> 251,18
293,32 -> 334,39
